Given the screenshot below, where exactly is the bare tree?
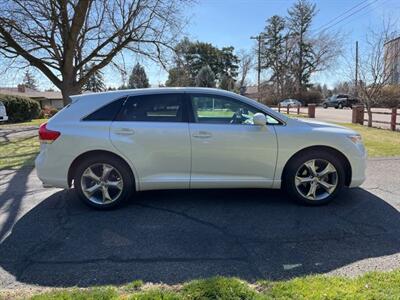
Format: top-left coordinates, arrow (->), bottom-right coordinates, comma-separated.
0,0 -> 187,105
358,20 -> 399,127
237,49 -> 253,89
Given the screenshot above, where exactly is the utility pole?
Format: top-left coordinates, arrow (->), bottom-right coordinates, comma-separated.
355,41 -> 359,98
250,34 -> 264,101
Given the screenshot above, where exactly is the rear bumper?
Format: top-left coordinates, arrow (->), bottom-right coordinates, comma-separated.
35,144 -> 71,188
0,115 -> 8,122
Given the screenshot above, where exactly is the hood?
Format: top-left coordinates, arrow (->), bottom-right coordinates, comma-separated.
297,118 -> 346,129
295,118 -> 358,135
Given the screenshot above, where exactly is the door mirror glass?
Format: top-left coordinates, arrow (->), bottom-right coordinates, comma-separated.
253,113 -> 267,126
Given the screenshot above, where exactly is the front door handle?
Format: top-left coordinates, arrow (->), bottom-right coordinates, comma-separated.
192,131 -> 212,139
114,128 -> 135,136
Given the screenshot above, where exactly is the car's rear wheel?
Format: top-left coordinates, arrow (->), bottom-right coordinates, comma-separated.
283,151 -> 345,205
323,103 -> 328,109
74,155 -> 134,209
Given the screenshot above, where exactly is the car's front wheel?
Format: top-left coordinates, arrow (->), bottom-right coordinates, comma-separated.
283,151 -> 345,205
323,103 -> 328,109
74,155 -> 134,209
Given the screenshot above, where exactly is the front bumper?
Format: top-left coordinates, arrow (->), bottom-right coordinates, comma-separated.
348,143 -> 367,188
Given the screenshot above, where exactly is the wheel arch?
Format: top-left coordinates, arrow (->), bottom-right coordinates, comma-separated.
281,145 -> 352,187
67,150 -> 137,189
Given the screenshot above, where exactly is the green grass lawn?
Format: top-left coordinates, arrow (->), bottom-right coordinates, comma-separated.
0,119 -> 47,170
0,135 -> 39,170
197,109 -> 234,117
339,123 -> 400,157
1,118 -> 47,127
18,270 -> 400,299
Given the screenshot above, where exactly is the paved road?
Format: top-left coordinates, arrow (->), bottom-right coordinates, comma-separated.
313,107 -> 394,129
273,107 -> 395,129
0,125 -> 37,142
0,157 -> 399,288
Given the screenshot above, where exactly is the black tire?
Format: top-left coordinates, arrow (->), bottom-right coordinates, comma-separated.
74,154 -> 134,209
283,150 -> 346,206
323,103 -> 328,109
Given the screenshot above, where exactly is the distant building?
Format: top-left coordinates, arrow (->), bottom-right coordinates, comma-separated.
0,85 -> 63,108
384,36 -> 400,85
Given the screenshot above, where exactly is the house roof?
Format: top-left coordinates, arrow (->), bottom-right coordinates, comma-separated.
0,87 -> 62,100
384,36 -> 400,46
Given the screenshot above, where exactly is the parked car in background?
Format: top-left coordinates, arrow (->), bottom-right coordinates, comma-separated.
36,88 -> 366,209
322,94 -> 359,109
279,99 -> 303,107
0,101 -> 8,122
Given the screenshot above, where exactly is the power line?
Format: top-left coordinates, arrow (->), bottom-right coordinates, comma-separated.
315,0 -> 369,32
316,0 -> 379,34
337,0 -> 391,29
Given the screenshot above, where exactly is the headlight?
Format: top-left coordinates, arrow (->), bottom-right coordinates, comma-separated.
347,134 -> 362,144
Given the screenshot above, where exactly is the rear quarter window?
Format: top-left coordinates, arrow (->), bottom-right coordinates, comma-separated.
83,97 -> 126,121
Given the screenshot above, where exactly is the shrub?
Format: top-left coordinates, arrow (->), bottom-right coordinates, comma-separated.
0,93 -> 40,122
293,90 -> 323,106
39,105 -> 59,119
260,89 -> 323,107
380,85 -> 400,108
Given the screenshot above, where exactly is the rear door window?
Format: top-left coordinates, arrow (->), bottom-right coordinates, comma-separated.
116,93 -> 186,122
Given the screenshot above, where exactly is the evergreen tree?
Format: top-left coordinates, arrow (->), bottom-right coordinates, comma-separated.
287,0 -> 316,93
166,39 -> 239,87
219,46 -> 240,79
82,63 -> 106,92
261,15 -> 290,97
22,69 -> 37,90
128,63 -> 150,89
165,67 -> 192,87
195,65 -> 216,87
219,75 -> 235,91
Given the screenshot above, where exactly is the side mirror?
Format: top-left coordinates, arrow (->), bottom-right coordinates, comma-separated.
253,113 -> 267,126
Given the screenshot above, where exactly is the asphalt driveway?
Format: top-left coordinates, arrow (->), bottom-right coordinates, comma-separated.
0,158 -> 399,288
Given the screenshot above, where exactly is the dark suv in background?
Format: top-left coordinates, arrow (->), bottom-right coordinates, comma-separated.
322,94 -> 359,109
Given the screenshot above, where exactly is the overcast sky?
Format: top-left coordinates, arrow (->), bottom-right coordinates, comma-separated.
1,0 -> 399,90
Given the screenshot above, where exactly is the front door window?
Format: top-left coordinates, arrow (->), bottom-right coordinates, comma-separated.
190,95 -> 261,125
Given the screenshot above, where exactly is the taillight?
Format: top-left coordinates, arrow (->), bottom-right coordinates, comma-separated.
39,123 -> 60,143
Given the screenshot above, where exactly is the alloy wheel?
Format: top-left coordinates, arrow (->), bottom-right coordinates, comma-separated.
294,159 -> 338,201
80,163 -> 124,205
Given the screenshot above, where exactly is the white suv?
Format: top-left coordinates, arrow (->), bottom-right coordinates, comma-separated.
0,101 -> 8,122
35,88 -> 366,209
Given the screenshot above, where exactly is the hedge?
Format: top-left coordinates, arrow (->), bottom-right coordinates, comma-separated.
0,93 -> 41,122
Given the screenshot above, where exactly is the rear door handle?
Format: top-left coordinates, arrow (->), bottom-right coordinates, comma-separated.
192,131 -> 212,139
114,128 -> 135,136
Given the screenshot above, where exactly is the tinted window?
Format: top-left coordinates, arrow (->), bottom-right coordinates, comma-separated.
83,97 -> 125,121
190,94 -> 263,125
116,94 -> 184,122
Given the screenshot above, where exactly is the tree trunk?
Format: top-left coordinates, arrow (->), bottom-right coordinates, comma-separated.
61,85 -> 82,106
367,106 -> 373,127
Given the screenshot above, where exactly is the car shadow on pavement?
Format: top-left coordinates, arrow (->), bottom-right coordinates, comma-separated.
0,186 -> 399,287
